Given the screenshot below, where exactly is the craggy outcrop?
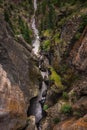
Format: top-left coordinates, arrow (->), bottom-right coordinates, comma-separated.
0,0 -> 87,130
53,115 -> 87,130
70,26 -> 87,72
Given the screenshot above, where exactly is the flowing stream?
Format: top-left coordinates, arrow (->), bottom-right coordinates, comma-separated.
28,0 -> 49,129
32,0 -> 40,55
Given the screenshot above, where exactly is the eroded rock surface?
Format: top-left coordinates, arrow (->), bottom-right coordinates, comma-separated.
53,115 -> 87,130
0,14 -> 40,130
70,26 -> 87,72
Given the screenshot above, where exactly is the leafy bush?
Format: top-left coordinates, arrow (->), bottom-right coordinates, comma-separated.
42,40 -> 50,51
43,29 -> 52,37
61,104 -> 72,114
53,33 -> 62,44
43,104 -> 49,111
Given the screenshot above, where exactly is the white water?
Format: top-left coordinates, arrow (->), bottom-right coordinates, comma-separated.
34,0 -> 37,12
29,0 -> 48,126
31,9 -> 48,102
32,0 -> 40,55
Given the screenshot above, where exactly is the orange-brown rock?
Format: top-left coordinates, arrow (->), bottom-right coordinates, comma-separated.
53,115 -> 87,130
0,65 -> 26,130
70,26 -> 87,72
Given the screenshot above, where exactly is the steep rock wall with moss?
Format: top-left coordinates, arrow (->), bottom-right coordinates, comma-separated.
36,1 -> 87,130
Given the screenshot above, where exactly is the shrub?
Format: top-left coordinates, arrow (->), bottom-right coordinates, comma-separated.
50,67 -> 63,89
74,32 -> 81,40
53,117 -> 60,124
62,92 -> 69,100
43,29 -> 52,37
43,104 -> 49,111
53,33 -> 62,44
61,104 -> 72,114
42,40 -> 50,51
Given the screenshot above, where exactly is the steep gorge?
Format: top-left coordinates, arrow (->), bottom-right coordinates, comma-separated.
0,0 -> 87,130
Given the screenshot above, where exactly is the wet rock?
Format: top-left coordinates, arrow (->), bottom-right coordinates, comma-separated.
27,97 -> 43,124
42,90 -> 47,97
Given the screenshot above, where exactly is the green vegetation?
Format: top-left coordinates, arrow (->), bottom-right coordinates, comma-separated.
4,9 -> 14,32
51,0 -> 87,6
53,33 -> 62,44
62,92 -> 69,100
4,8 -> 32,44
19,0 -> 33,14
59,64 -> 68,74
53,117 -> 60,124
79,14 -> 87,32
50,67 -> 64,89
61,104 -> 72,114
73,14 -> 87,42
0,0 -> 3,4
18,16 -> 31,44
4,10 -> 10,23
43,29 -> 52,38
73,111 -> 83,117
3,0 -> 33,44
74,32 -> 81,40
60,65 -> 81,88
38,0 -> 85,31
43,104 -> 49,111
42,40 -> 50,52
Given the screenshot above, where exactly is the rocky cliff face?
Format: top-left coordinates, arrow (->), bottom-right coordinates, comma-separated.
53,115 -> 87,130
70,26 -> 87,72
35,1 -> 87,130
0,14 -> 40,130
0,0 -> 87,130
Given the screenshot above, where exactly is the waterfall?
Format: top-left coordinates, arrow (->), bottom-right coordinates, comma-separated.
32,0 -> 40,55
34,0 -> 37,12
28,0 -> 49,129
